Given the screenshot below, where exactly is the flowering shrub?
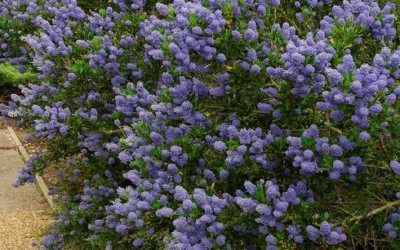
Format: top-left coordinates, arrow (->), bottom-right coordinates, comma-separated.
1,0 -> 400,249
0,0 -> 42,72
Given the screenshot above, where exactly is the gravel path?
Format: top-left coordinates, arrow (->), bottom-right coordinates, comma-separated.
0,128 -> 52,249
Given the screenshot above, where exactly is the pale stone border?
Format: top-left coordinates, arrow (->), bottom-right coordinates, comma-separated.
7,126 -> 54,208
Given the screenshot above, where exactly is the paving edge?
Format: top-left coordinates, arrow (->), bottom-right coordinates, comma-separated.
7,126 -> 54,209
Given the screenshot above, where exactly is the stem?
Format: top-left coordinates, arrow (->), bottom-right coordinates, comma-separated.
324,121 -> 343,135
350,200 -> 400,223
278,12 -> 301,34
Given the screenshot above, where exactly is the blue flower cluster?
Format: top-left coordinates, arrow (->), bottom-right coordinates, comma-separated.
1,0 -> 400,249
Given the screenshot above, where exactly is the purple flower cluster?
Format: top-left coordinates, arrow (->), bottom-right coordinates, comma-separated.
331,0 -> 396,40
306,221 -> 347,245
13,156 -> 38,187
0,0 -> 40,65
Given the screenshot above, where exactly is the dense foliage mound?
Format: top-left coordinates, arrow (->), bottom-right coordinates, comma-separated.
0,63 -> 36,91
1,0 -> 400,249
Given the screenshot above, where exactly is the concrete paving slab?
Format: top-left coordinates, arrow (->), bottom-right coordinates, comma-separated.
0,129 -> 15,148
0,149 -> 48,211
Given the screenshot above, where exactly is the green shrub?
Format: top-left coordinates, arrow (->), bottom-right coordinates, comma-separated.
0,63 -> 36,89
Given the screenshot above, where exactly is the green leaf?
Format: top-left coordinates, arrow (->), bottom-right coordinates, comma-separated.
301,137 -> 315,149
275,231 -> 285,240
321,153 -> 333,168
120,192 -> 129,202
168,6 -> 175,18
226,138 -> 240,149
151,200 -> 161,210
189,13 -> 198,27
152,147 -> 163,159
255,183 -> 266,202
90,37 -> 103,50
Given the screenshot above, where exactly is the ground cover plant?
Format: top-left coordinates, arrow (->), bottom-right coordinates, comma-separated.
0,63 -> 36,90
1,0 -> 400,249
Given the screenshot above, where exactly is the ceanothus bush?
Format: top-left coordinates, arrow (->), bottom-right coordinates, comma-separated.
1,0 -> 400,249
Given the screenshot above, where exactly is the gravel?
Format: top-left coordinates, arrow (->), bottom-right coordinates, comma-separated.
0,209 -> 52,249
